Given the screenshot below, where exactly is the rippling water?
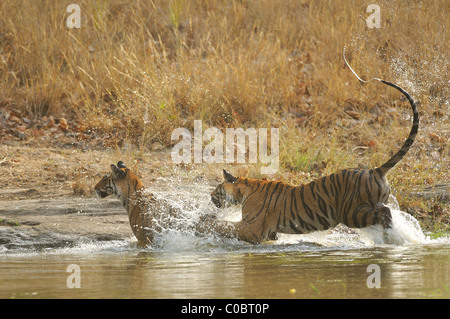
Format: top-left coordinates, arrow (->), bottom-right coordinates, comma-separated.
1,190 -> 449,299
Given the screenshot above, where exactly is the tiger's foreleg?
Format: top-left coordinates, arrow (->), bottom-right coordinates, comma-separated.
195,215 -> 265,244
130,220 -> 153,247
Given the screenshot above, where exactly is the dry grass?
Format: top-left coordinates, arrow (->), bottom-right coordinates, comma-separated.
0,0 -> 448,222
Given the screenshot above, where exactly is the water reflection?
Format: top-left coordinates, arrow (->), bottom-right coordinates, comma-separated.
383,245 -> 450,298
1,243 -> 449,299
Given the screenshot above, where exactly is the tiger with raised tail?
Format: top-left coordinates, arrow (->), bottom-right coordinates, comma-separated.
196,57 -> 419,244
95,161 -> 183,247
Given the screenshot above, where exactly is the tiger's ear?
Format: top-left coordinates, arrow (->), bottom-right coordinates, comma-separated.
117,161 -> 126,169
110,164 -> 126,179
223,169 -> 237,183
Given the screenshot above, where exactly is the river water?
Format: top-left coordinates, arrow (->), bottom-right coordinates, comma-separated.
1,193 -> 449,300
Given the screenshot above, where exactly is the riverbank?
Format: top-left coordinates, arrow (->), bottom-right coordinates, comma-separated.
0,141 -> 448,252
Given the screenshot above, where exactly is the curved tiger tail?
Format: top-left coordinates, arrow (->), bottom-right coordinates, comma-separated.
343,47 -> 419,176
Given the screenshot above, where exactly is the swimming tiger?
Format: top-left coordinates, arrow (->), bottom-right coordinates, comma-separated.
94,161 -> 184,247
197,70 -> 419,244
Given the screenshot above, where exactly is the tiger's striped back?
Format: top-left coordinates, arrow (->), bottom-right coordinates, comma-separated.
204,75 -> 418,244
209,167 -> 392,243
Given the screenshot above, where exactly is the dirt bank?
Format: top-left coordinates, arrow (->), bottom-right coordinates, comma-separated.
0,194 -> 129,250
0,143 -> 219,251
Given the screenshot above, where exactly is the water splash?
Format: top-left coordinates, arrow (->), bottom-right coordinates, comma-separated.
1,185 -> 447,256
142,190 -> 446,252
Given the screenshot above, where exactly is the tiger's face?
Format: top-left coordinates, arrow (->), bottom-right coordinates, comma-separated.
211,170 -> 251,208
95,173 -> 115,198
95,161 -> 142,200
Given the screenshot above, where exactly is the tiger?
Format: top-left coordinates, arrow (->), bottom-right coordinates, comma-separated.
94,161 -> 183,247
196,68 -> 419,244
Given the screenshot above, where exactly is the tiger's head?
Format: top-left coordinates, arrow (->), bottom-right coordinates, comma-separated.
95,161 -> 144,200
211,170 -> 253,208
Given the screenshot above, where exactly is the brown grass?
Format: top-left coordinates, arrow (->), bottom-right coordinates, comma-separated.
0,0 -> 448,223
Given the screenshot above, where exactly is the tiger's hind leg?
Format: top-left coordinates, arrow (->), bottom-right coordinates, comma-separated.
268,232 -> 278,241
343,203 -> 392,229
377,204 -> 393,229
